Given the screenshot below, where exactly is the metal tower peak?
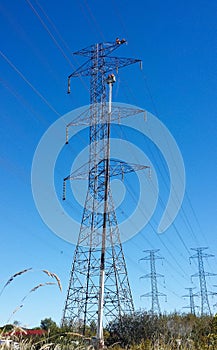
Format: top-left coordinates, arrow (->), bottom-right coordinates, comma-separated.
73,38 -> 127,57
67,38 -> 141,94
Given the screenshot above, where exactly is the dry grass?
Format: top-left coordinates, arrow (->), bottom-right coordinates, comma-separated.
42,271 -> 62,292
1,269 -> 213,349
0,268 -> 63,349
0,269 -> 32,297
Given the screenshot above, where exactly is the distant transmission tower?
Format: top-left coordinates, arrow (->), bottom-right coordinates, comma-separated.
190,247 -> 216,315
140,249 -> 166,314
213,286 -> 217,308
61,39 -> 149,347
182,287 -> 198,315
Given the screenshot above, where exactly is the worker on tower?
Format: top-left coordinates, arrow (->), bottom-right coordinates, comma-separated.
116,38 -> 126,45
106,73 -> 116,84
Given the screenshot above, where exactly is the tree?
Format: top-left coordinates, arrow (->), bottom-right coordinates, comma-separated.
40,317 -> 58,333
211,313 -> 217,334
106,311 -> 161,346
106,311 -> 215,348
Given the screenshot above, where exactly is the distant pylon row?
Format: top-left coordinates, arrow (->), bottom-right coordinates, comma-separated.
140,247 -> 217,316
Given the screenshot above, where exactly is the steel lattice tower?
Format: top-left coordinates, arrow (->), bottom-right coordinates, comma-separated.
140,249 -> 166,315
190,247 -> 217,315
61,39 -> 149,346
182,287 -> 198,315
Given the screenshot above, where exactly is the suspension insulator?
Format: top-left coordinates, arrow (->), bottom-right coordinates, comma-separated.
148,168 -> 151,179
62,180 -> 66,200
144,111 -> 147,122
67,77 -> 71,94
121,168 -> 124,182
66,127 -> 69,144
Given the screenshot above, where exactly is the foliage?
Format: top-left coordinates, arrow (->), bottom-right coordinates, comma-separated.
2,313 -> 217,349
211,313 -> 217,334
106,311 -> 161,346
106,311 -> 217,349
40,318 -> 58,333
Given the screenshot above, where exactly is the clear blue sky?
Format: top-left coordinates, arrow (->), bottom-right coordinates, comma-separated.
0,0 -> 217,327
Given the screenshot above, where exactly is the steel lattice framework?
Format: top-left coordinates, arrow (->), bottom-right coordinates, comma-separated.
182,287 -> 198,315
190,247 -> 217,315
140,249 -> 166,315
61,39 -> 149,344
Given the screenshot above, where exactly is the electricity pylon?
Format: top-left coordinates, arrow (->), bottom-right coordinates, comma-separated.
140,249 -> 166,315
182,287 -> 198,315
213,285 -> 217,308
61,39 -> 149,348
190,247 -> 217,315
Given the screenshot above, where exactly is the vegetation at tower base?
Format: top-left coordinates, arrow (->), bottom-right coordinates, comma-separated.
1,313 -> 217,349
105,311 -> 217,349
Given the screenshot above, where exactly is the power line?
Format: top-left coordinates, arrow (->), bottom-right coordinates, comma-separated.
0,50 -> 61,116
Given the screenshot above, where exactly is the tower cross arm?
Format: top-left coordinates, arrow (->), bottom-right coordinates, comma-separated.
109,160 -> 150,178
68,59 -> 93,78
64,160 -> 150,182
103,56 -> 142,72
182,293 -> 198,298
140,273 -> 164,279
140,256 -> 164,261
191,272 -> 217,278
192,290 -> 217,297
141,291 -> 166,298
190,253 -> 215,259
141,292 -> 152,298
68,57 -> 141,79
65,105 -> 146,128
208,291 -> 217,296
156,291 -> 167,297
190,247 -> 215,259
73,39 -> 127,57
